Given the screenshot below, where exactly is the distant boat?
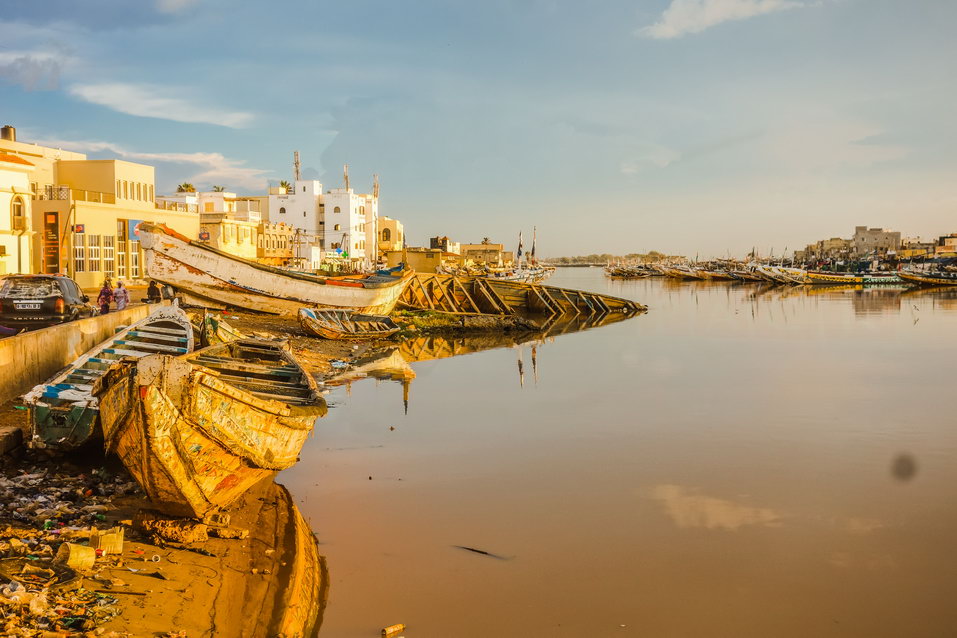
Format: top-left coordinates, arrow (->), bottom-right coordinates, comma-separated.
298,308 -> 400,340
25,305 -> 195,452
898,269 -> 957,286
139,223 -> 414,316
97,338 -> 326,518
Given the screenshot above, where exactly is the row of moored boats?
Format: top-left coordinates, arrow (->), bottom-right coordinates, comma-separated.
606,262 -> 957,286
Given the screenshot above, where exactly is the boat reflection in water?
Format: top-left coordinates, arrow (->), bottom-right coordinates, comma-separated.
323,310 -> 638,407
218,479 -> 329,638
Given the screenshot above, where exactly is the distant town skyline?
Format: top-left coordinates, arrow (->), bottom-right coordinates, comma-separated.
2,0 -> 955,257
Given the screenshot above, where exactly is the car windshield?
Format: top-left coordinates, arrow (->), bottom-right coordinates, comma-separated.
0,278 -> 62,298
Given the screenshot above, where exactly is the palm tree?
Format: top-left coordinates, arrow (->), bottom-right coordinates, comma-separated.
212,185 -> 225,192
279,180 -> 292,194
177,182 -> 196,193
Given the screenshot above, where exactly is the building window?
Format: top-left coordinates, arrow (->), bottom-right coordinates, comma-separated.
130,241 -> 140,278
205,202 -> 214,213
116,180 -> 122,197
334,206 -> 341,214
123,181 -> 129,199
73,233 -> 86,273
360,206 -> 365,215
279,207 -> 286,215
381,228 -> 391,242
88,235 -> 102,272
149,185 -> 154,201
136,183 -> 142,200
334,224 -> 341,231
11,197 -> 26,231
103,236 -> 115,280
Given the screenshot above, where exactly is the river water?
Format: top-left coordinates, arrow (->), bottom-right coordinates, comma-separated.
281,268 -> 957,637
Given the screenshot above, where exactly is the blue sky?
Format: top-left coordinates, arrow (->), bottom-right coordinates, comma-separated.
2,0 -> 955,257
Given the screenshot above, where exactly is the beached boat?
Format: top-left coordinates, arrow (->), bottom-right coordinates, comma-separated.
138,223 -> 414,316
898,269 -> 957,286
807,272 -> 864,285
24,305 -> 194,451
96,338 -> 326,518
199,310 -> 245,347
298,308 -> 400,340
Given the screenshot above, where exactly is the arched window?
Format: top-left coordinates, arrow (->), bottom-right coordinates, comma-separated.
382,228 -> 391,241
11,196 -> 26,231
279,207 -> 286,215
334,224 -> 341,231
334,206 -> 341,214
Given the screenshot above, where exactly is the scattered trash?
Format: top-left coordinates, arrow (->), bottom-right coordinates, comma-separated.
55,542 -> 96,571
89,526 -> 125,555
452,545 -> 511,560
382,623 -> 406,637
134,512 -> 209,544
329,359 -> 348,369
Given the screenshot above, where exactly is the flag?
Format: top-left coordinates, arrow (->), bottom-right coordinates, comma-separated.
517,232 -> 523,260
531,227 -> 536,259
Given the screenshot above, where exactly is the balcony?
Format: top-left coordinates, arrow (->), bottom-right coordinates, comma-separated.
156,201 -> 199,213
35,185 -> 116,204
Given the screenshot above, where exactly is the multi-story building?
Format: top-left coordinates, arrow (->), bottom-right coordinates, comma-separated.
378,216 -> 404,253
257,221 -> 294,266
0,149 -> 35,275
429,236 -> 461,255
853,226 -> 900,257
0,127 -> 200,288
459,242 -> 514,266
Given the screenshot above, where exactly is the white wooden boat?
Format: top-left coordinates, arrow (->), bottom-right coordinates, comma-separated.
139,223 -> 414,316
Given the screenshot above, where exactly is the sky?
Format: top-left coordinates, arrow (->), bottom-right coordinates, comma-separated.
1,0 -> 955,257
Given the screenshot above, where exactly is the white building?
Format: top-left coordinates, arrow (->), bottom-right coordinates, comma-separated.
0,152 -> 35,274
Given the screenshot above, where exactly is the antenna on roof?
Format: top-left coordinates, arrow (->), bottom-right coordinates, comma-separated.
293,151 -> 301,181
373,173 -> 379,199
343,164 -> 350,190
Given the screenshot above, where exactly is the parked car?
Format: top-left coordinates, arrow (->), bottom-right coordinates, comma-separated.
0,275 -> 98,332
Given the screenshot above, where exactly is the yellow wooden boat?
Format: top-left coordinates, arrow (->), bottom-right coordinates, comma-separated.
899,270 -> 957,286
97,339 -> 326,518
807,272 -> 864,285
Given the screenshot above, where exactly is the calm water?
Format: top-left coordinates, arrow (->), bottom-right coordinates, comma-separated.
282,269 -> 957,637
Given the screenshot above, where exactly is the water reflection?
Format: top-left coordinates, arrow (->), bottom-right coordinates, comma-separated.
651,484 -> 784,531
324,310 -> 640,405
234,480 -> 329,638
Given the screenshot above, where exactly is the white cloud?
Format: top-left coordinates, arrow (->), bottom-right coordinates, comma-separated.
68,83 -> 253,128
155,0 -> 200,14
31,137 -> 271,191
620,143 -> 682,174
640,0 -> 805,39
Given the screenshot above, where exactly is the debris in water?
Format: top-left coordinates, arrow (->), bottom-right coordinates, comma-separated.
452,545 -> 511,560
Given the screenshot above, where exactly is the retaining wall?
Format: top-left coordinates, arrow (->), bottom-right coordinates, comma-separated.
0,304 -> 154,405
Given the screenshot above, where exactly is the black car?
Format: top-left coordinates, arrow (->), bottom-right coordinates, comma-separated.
0,275 -> 98,331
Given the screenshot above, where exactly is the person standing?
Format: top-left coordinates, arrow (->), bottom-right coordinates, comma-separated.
114,281 -> 130,310
97,281 -> 114,315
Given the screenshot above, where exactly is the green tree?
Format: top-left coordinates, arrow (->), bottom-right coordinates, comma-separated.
279,180 -> 292,193
212,185 -> 225,192
176,182 -> 196,193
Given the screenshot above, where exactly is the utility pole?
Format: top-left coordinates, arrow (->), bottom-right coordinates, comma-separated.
343,164 -> 350,191
293,151 -> 301,181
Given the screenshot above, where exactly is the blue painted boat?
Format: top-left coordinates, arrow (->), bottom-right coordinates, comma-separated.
24,305 -> 195,451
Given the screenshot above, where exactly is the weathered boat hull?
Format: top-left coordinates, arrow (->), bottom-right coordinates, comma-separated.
898,270 -> 957,286
808,272 -> 863,285
98,351 -> 325,518
298,308 -> 400,340
139,223 -> 413,316
25,305 -> 195,451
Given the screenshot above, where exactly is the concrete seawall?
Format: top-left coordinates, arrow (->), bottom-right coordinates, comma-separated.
0,304 -> 154,406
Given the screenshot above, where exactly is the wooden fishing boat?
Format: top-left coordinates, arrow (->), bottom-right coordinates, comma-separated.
298,308 -> 400,340
138,223 -> 414,316
807,272 -> 864,285
199,310 -> 245,346
898,270 -> 957,286
24,305 -> 194,451
96,338 -> 326,518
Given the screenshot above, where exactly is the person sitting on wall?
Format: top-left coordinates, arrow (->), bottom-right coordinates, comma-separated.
146,281 -> 162,304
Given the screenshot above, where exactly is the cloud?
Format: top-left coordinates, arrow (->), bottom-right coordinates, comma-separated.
640,0 -> 805,39
155,0 -> 200,14
67,82 -> 254,128
652,484 -> 784,530
620,143 -> 682,174
0,51 -> 65,90
31,137 -> 271,191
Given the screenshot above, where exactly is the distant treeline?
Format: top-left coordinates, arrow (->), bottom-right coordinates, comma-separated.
543,251 -> 671,264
